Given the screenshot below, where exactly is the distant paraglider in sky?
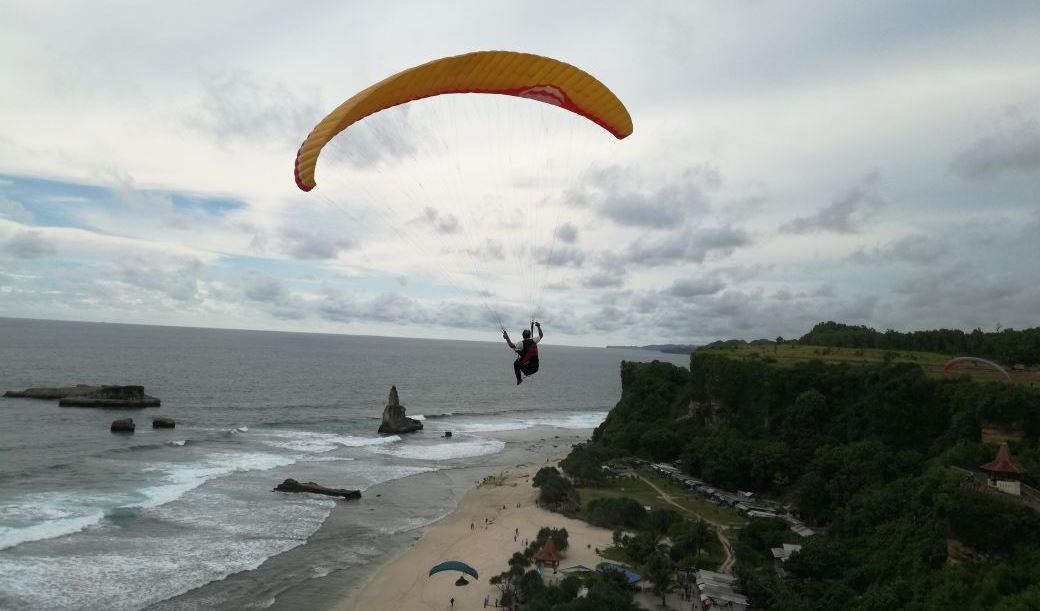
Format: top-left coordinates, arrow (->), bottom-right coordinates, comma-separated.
943,356 -> 1013,386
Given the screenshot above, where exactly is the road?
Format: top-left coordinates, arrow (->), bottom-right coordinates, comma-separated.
637,475 -> 736,575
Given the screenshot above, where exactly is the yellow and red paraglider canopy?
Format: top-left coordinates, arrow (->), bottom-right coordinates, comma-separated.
294,50 -> 633,192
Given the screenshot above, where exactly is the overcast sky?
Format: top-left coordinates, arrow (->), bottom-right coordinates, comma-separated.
1,1 -> 1038,346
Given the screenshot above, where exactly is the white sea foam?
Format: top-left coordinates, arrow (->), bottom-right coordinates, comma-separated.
1,451 -> 292,550
297,455 -> 356,463
0,491 -> 330,611
130,452 -> 294,509
0,506 -> 105,550
259,430 -> 400,453
377,511 -> 452,535
168,440 -> 186,446
411,414 -> 426,421
370,438 -> 505,460
450,411 -> 608,433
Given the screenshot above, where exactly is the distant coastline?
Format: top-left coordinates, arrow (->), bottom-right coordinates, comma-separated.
605,343 -> 697,355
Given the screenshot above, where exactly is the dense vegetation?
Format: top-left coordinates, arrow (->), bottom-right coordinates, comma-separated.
489,525 -> 639,611
532,466 -> 580,513
567,351 -> 1040,609
799,321 -> 1040,365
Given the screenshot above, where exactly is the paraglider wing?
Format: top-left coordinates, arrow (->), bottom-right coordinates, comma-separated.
429,560 -> 479,580
943,356 -> 1013,385
294,50 -> 633,192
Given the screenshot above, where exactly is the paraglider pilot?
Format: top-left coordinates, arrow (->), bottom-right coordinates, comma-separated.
504,321 -> 542,385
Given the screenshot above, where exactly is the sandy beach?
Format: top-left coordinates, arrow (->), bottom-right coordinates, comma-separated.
339,460 -> 613,611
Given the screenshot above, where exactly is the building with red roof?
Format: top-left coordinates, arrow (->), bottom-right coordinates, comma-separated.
533,537 -> 562,573
980,442 -> 1027,496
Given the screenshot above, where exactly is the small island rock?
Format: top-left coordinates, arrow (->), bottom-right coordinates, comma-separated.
111,418 -> 135,433
274,478 -> 361,500
152,417 -> 176,429
377,386 -> 423,434
444,431 -> 453,438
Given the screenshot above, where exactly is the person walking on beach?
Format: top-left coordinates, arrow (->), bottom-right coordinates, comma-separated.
503,321 -> 542,385
450,596 -> 454,607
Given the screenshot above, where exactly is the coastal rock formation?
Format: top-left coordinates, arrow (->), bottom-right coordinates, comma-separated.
152,417 -> 176,429
4,384 -> 160,408
377,386 -> 423,434
444,431 -> 453,438
111,418 -> 135,433
273,478 -> 361,500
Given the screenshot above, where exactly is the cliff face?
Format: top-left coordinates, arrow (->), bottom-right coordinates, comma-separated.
377,386 -> 423,434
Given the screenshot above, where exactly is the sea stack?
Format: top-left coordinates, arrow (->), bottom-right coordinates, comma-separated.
152,417 -> 176,429
377,385 -> 423,434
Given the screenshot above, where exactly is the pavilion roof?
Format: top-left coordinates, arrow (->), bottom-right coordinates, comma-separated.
980,442 -> 1027,475
533,537 -> 562,563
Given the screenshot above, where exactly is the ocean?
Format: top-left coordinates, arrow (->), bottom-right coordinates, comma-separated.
0,317 -> 688,610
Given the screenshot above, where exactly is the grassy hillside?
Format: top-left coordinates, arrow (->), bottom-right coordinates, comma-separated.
701,343 -> 1040,389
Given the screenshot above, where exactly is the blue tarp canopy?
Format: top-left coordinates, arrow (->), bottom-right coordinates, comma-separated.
429,561 -> 479,580
597,563 -> 640,584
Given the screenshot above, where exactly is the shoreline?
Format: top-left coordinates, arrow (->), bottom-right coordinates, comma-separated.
336,459 -> 614,611
253,427 -> 596,611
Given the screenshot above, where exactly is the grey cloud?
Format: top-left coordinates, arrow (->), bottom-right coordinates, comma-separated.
243,272 -> 288,305
279,225 -> 354,260
325,105 -> 420,168
318,290 -> 509,330
588,305 -> 637,332
0,197 -> 33,223
951,115 -> 1040,180
2,231 -> 56,259
567,165 -> 715,228
666,277 -> 725,298
536,245 -> 585,268
120,260 -> 203,302
556,223 -> 578,244
464,239 -> 505,261
780,171 -> 886,234
893,267 -> 1023,309
623,226 -> 751,266
715,264 -> 772,283
850,233 -> 948,265
420,207 -> 460,234
192,70 -> 323,145
582,267 -> 626,289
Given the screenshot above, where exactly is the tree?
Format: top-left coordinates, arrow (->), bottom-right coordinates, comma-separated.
645,546 -> 675,607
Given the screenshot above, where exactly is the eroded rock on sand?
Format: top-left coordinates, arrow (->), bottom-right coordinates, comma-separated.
111,418 -> 135,433
274,478 -> 361,500
377,385 -> 423,434
4,385 -> 160,408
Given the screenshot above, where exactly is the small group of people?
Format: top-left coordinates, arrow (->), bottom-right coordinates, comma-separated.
502,321 -> 542,385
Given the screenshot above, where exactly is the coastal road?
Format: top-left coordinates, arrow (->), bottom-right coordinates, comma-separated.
637,475 -> 736,575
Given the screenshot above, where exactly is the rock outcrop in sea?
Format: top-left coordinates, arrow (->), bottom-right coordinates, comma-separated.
111,418 -> 135,433
3,385 -> 160,407
152,417 -> 175,428
273,478 -> 362,499
377,385 -> 423,434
